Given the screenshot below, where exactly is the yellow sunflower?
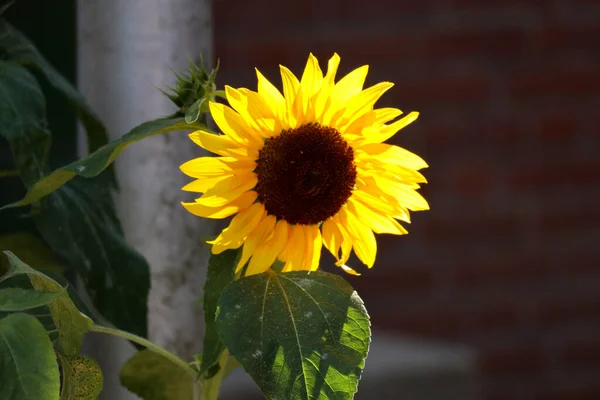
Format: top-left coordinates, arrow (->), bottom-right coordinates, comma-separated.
181,53 -> 429,276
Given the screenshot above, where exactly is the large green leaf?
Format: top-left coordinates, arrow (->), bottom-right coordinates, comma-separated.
3,117 -> 204,209
216,270 -> 371,400
200,249 -> 240,377
0,287 -> 64,311
0,19 -> 109,154
57,354 -> 103,400
0,61 -> 50,187
120,349 -> 197,400
0,313 -> 60,400
33,177 -> 150,337
1,251 -> 93,355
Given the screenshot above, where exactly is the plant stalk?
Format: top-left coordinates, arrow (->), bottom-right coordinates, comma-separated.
90,324 -> 197,378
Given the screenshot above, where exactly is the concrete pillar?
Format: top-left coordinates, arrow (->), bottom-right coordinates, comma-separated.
77,1 -> 214,398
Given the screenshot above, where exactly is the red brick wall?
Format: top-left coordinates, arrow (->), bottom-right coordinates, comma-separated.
214,1 -> 600,399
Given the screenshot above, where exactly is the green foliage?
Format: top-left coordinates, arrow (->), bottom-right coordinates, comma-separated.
1,251 -> 93,355
0,232 -> 63,274
200,249 -> 240,377
0,55 -> 150,337
0,287 -> 64,311
0,19 -> 110,155
33,177 -> 150,337
57,354 -> 103,400
120,349 -> 197,400
3,117 -> 205,209
0,61 -> 51,187
161,57 -> 217,114
216,270 -> 371,400
0,313 -> 60,400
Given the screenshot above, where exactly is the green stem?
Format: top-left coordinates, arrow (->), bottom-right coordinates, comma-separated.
203,350 -> 229,400
90,324 -> 197,378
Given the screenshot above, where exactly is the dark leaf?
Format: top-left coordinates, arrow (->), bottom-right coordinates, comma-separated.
34,178 -> 150,337
0,61 -> 149,336
0,19 -> 110,154
200,249 -> 240,377
120,349 -> 196,400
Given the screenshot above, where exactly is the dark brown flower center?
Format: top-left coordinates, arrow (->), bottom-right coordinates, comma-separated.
255,123 -> 356,225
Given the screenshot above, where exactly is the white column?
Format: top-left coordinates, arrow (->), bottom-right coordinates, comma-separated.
78,0 -> 214,398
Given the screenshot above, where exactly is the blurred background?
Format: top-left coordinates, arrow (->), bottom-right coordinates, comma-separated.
3,0 -> 599,399
215,1 -> 600,399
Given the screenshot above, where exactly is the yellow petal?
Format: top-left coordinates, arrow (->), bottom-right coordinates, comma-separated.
208,102 -> 263,146
256,68 -> 285,115
338,207 -> 377,268
189,130 -> 258,159
281,224 -> 306,272
355,179 -> 412,223
322,218 -> 344,262
194,173 -> 257,207
181,175 -> 230,193
296,53 -> 323,122
182,190 -> 257,219
362,111 -> 419,143
227,86 -> 281,136
345,107 -> 403,136
209,202 -> 266,254
236,215 -> 277,273
279,65 -> 300,128
314,53 -> 341,121
246,219 -> 289,276
340,264 -> 361,276
180,156 -> 254,178
305,224 -> 323,271
358,164 -> 427,186
347,197 -> 408,235
335,82 -> 394,130
333,65 -> 369,100
356,143 -> 428,170
331,214 -> 353,267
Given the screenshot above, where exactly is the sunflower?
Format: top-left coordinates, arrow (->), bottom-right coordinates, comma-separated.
181,53 -> 429,276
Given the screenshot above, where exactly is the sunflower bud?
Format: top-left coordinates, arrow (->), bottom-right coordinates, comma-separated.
161,56 -> 218,123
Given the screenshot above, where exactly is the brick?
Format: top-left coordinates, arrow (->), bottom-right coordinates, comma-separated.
449,166 -> 495,198
214,0 -> 314,29
535,387 -> 600,400
451,0 -> 551,11
423,214 -> 520,244
378,309 -> 464,338
509,68 -> 600,101
479,346 -> 545,374
537,297 -> 600,328
425,29 -> 529,61
538,25 -> 600,59
509,160 -> 600,191
342,0 -> 435,18
452,256 -> 547,289
538,207 -> 600,234
472,303 -> 521,331
354,267 -> 435,294
537,113 -> 578,142
392,76 -> 491,105
561,338 -> 600,367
